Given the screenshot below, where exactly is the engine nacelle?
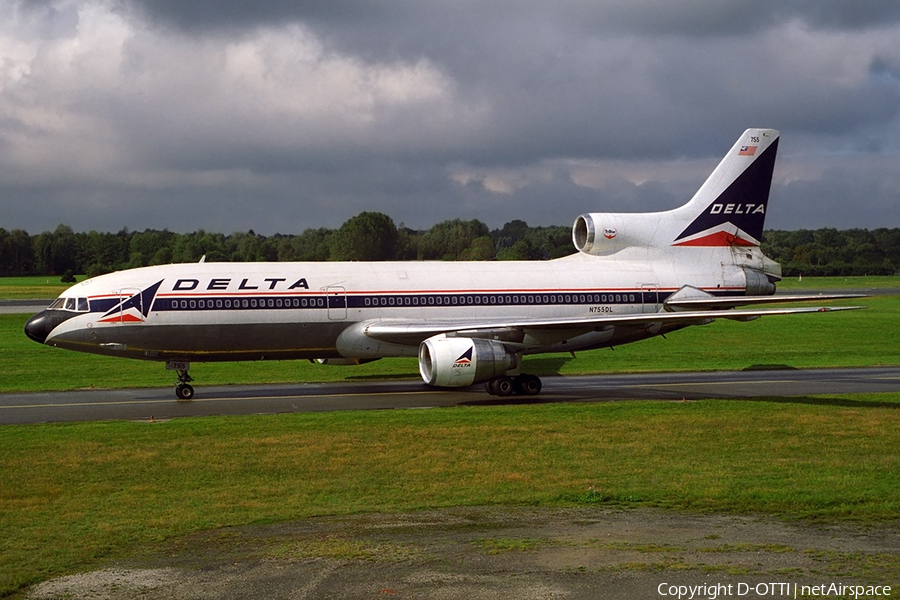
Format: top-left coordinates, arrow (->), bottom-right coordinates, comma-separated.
742,267 -> 776,295
418,335 -> 518,388
572,213 -> 656,255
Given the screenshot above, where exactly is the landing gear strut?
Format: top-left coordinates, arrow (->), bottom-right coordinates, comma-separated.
484,374 -> 542,397
175,368 -> 194,400
167,361 -> 195,400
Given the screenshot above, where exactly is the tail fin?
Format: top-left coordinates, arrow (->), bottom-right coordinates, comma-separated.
571,128 -> 780,256
671,128 -> 779,247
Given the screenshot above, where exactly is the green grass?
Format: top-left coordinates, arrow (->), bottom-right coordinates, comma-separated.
2,295 -> 897,393
775,274 -> 900,290
2,396 -> 899,595
550,294 -> 898,375
0,276 -> 85,300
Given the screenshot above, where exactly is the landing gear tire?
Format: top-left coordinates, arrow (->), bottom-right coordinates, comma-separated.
485,374 -> 543,396
515,374 -> 542,396
173,366 -> 195,401
494,376 -> 515,396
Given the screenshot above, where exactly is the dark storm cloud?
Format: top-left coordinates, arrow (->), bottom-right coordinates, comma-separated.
788,0 -> 900,30
125,0 -> 900,36
1,0 -> 898,236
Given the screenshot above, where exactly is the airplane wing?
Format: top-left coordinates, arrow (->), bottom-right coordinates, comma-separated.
357,302 -> 867,349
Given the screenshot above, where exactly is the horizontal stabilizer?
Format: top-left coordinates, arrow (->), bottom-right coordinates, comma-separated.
664,293 -> 870,311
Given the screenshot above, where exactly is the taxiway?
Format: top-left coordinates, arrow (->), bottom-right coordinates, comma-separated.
2,366 -> 898,425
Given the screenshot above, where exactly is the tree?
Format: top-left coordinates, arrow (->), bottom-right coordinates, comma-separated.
150,247 -> 174,265
76,231 -> 127,274
459,236 -> 495,260
33,225 -> 77,275
496,238 -> 536,260
225,231 -> 262,262
395,226 -> 420,260
418,219 -> 491,260
493,219 -> 530,254
172,230 -> 227,263
129,230 -> 174,268
330,212 -> 399,261
0,228 -> 35,275
277,228 -> 334,261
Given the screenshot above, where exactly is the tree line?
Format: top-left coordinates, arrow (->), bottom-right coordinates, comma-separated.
1,212 -> 897,278
0,213 -> 573,279
762,228 -> 899,277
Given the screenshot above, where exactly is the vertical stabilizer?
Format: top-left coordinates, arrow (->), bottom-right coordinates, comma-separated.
672,129 -> 779,247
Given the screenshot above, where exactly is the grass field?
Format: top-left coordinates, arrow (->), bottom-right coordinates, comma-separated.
0,275 -> 85,300
2,396 -> 900,595
774,274 -> 900,291
2,275 -> 899,596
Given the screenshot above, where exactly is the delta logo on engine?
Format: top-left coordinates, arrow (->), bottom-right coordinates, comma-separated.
453,347 -> 473,369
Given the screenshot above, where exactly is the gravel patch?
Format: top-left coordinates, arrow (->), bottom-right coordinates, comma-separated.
27,507 -> 900,600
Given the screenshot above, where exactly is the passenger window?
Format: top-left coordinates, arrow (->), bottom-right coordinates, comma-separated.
77,298 -> 89,312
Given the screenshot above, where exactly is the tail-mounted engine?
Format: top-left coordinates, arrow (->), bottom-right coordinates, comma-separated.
742,266 -> 776,295
572,213 -> 658,255
418,335 -> 518,387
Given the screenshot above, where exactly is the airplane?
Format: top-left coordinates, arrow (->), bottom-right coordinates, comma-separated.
24,128 -> 866,400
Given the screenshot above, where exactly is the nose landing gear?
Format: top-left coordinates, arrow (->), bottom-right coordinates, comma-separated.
175,375 -> 194,401
167,361 -> 195,401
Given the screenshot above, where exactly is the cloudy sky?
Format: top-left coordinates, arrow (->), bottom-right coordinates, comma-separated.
1,0 -> 899,236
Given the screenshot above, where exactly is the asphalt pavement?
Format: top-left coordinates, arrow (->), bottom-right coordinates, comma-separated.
0,299 -> 50,314
2,366 -> 898,425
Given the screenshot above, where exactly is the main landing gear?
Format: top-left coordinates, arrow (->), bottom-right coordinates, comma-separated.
484,374 -> 542,397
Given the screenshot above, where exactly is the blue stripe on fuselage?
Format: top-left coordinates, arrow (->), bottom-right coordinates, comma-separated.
148,290 -> 685,312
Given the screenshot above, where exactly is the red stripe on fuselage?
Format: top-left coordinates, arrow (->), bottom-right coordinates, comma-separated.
98,313 -> 143,323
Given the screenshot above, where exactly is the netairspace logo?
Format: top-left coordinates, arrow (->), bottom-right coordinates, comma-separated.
657,581 -> 892,599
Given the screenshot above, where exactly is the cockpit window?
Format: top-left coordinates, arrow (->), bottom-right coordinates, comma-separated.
51,297 -> 90,312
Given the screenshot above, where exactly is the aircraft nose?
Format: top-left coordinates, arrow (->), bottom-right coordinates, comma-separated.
24,310 -> 72,344
24,311 -> 52,344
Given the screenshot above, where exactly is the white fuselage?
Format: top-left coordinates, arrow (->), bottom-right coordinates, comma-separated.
40,245 -> 752,363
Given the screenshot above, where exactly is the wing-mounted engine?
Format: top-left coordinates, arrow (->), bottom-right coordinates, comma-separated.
418,334 -> 518,388
572,213 -> 660,256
